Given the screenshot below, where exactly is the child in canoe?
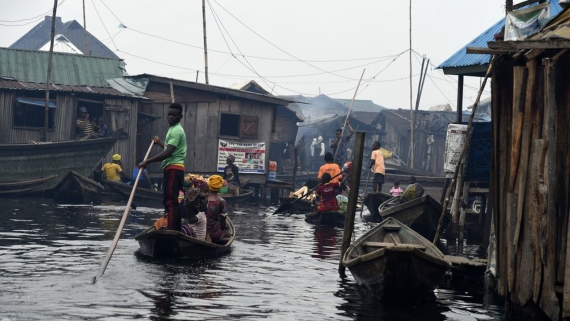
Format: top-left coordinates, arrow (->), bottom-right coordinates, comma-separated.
316,173 -> 340,212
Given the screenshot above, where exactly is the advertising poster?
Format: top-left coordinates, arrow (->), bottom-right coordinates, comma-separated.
504,2 -> 549,41
444,124 -> 467,173
217,139 -> 266,174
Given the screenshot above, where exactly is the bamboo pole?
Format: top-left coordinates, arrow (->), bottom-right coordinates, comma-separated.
409,0 -> 413,169
169,82 -> 175,103
433,55 -> 496,245
339,132 -> 365,277
202,0 -> 209,84
93,141 -> 155,284
333,69 -> 365,164
42,0 -> 58,142
82,0 -> 88,55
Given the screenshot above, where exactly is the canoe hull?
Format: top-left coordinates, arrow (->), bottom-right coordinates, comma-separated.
362,192 -> 392,221
379,195 -> 449,241
0,135 -> 119,192
348,249 -> 449,299
135,218 -> 235,258
342,217 -> 451,301
305,211 -> 345,227
279,196 -> 313,213
53,171 -> 104,204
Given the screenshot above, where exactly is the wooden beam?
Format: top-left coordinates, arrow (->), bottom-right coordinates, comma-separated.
513,0 -> 539,10
466,47 -> 514,55
524,49 -> 545,61
489,39 -> 570,50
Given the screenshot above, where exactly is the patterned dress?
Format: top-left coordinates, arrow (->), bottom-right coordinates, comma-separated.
206,197 -> 231,241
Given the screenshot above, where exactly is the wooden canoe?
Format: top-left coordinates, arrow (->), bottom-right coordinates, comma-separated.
378,195 -> 450,242
342,217 -> 451,301
279,196 -> 314,213
362,192 -> 392,221
0,175 -> 56,195
53,171 -> 104,204
135,217 -> 236,258
0,130 -> 121,192
305,211 -> 345,227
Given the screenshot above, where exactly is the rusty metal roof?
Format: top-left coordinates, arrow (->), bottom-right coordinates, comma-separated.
0,77 -> 140,98
0,47 -> 125,87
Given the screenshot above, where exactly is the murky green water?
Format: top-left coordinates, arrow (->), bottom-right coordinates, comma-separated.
0,198 -> 503,320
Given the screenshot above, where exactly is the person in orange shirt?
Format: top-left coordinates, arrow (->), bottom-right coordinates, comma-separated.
318,152 -> 342,184
369,141 -> 386,192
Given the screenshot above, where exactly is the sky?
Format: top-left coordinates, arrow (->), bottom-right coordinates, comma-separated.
0,0 -> 507,110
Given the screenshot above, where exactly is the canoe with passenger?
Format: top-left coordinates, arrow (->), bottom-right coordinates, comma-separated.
135,175 -> 235,258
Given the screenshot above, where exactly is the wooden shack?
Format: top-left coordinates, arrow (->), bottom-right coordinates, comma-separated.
0,48 -> 144,171
372,109 -> 467,174
471,7 -> 570,320
130,74 -> 291,186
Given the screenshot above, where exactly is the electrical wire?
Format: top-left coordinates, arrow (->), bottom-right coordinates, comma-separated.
91,0 -> 118,51
0,0 -> 68,27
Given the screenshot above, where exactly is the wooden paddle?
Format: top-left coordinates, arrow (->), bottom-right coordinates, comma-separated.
359,170 -> 372,218
92,141 -> 155,284
273,170 -> 344,215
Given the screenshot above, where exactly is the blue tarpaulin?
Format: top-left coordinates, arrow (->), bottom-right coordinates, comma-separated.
465,122 -> 492,182
16,98 -> 56,108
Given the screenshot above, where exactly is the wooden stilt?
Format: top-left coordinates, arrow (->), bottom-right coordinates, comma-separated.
339,132 -> 365,277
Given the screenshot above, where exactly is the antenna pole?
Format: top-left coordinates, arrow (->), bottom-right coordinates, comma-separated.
83,0 -> 89,54
202,0 -> 209,84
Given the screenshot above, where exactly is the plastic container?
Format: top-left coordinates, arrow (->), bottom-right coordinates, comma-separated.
268,171 -> 276,181
269,161 -> 277,172
219,186 -> 229,194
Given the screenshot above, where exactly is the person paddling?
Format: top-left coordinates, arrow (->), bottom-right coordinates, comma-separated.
139,103 -> 187,231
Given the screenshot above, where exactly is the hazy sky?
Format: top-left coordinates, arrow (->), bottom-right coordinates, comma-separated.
0,0 -> 506,110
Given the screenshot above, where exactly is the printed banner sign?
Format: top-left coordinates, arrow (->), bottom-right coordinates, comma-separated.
217,140 -> 266,174
444,124 -> 467,173
504,2 -> 550,41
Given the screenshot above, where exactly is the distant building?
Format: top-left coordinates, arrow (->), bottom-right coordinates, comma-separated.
10,16 -> 119,59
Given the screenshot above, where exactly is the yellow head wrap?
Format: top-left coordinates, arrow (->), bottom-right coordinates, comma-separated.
208,175 -> 224,192
112,154 -> 121,161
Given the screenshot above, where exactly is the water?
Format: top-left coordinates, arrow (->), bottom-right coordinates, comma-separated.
0,198 -> 503,320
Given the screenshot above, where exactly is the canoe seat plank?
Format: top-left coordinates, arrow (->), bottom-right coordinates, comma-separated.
382,224 -> 402,231
363,242 -> 426,251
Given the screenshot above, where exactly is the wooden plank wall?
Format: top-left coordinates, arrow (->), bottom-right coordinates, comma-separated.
103,98 -> 139,176
492,54 -> 570,321
146,91 -> 275,185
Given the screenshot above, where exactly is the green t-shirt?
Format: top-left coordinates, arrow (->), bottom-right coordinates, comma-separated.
161,122 -> 187,169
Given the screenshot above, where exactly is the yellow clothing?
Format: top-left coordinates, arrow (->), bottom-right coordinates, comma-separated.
318,163 -> 341,184
101,162 -> 122,181
371,150 -> 385,175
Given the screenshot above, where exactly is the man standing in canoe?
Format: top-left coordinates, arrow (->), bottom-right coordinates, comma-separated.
139,103 -> 187,231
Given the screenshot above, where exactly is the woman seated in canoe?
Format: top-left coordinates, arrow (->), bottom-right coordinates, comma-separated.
206,175 -> 232,243
316,173 -> 340,212
179,179 -> 208,241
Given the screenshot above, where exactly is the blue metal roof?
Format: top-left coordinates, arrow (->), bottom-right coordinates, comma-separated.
437,1 -> 563,72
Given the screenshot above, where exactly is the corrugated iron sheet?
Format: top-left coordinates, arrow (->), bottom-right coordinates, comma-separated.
0,78 -> 137,98
0,47 -> 125,87
438,0 -> 563,70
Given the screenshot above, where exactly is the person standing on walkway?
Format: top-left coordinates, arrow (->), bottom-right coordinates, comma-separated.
330,120 -> 354,168
139,103 -> 187,231
369,141 -> 386,192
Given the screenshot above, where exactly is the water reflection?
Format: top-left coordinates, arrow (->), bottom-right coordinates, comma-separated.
0,197 -> 504,320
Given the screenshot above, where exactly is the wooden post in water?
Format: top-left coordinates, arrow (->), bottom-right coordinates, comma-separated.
42,0 -> 58,142
339,132 -> 365,277
293,148 -> 298,193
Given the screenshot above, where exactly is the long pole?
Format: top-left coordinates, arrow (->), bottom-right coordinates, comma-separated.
82,0 -> 88,55
433,55 -> 495,245
409,0 -> 413,168
339,132 -> 365,277
202,0 -> 209,84
333,69 -> 365,163
42,0 -> 58,142
93,141 -> 155,284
